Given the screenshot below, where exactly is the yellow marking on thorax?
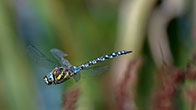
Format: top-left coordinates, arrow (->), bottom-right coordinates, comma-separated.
53,71 -> 56,75
57,74 -> 63,80
63,72 -> 72,79
63,75 -> 68,79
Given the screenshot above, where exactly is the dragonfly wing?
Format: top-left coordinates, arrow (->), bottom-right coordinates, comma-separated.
73,72 -> 81,82
72,65 -> 109,81
27,44 -> 58,67
82,65 -> 109,77
50,48 -> 72,67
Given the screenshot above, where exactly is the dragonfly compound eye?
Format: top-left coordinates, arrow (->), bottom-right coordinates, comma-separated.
43,76 -> 52,85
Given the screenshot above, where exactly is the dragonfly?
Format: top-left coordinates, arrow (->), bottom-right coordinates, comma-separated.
28,45 -> 132,85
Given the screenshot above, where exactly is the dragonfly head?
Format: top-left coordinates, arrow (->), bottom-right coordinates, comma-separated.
43,72 -> 54,85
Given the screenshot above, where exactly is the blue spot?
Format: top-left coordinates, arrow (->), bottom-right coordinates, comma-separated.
109,55 -> 113,58
48,73 -> 54,81
92,60 -> 97,64
73,66 -> 77,69
75,68 -> 81,73
85,64 -> 89,67
73,66 -> 81,73
112,53 -> 115,55
118,51 -> 121,54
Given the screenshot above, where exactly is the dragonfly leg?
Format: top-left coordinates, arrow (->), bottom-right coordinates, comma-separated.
73,72 -> 81,82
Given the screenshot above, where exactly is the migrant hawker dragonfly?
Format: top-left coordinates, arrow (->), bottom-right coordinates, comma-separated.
28,45 -> 132,85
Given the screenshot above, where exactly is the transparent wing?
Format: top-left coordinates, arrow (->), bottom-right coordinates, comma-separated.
27,44 -> 58,67
72,65 -> 109,82
50,48 -> 72,67
81,65 -> 109,77
73,72 -> 81,82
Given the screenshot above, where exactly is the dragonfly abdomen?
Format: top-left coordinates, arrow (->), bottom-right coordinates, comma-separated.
73,50 -> 132,73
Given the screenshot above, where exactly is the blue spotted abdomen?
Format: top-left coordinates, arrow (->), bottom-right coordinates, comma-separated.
73,50 -> 132,73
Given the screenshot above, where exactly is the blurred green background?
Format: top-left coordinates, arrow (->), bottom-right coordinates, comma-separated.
0,0 -> 195,110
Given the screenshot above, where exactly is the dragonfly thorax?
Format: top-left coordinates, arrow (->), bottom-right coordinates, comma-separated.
43,67 -> 74,85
